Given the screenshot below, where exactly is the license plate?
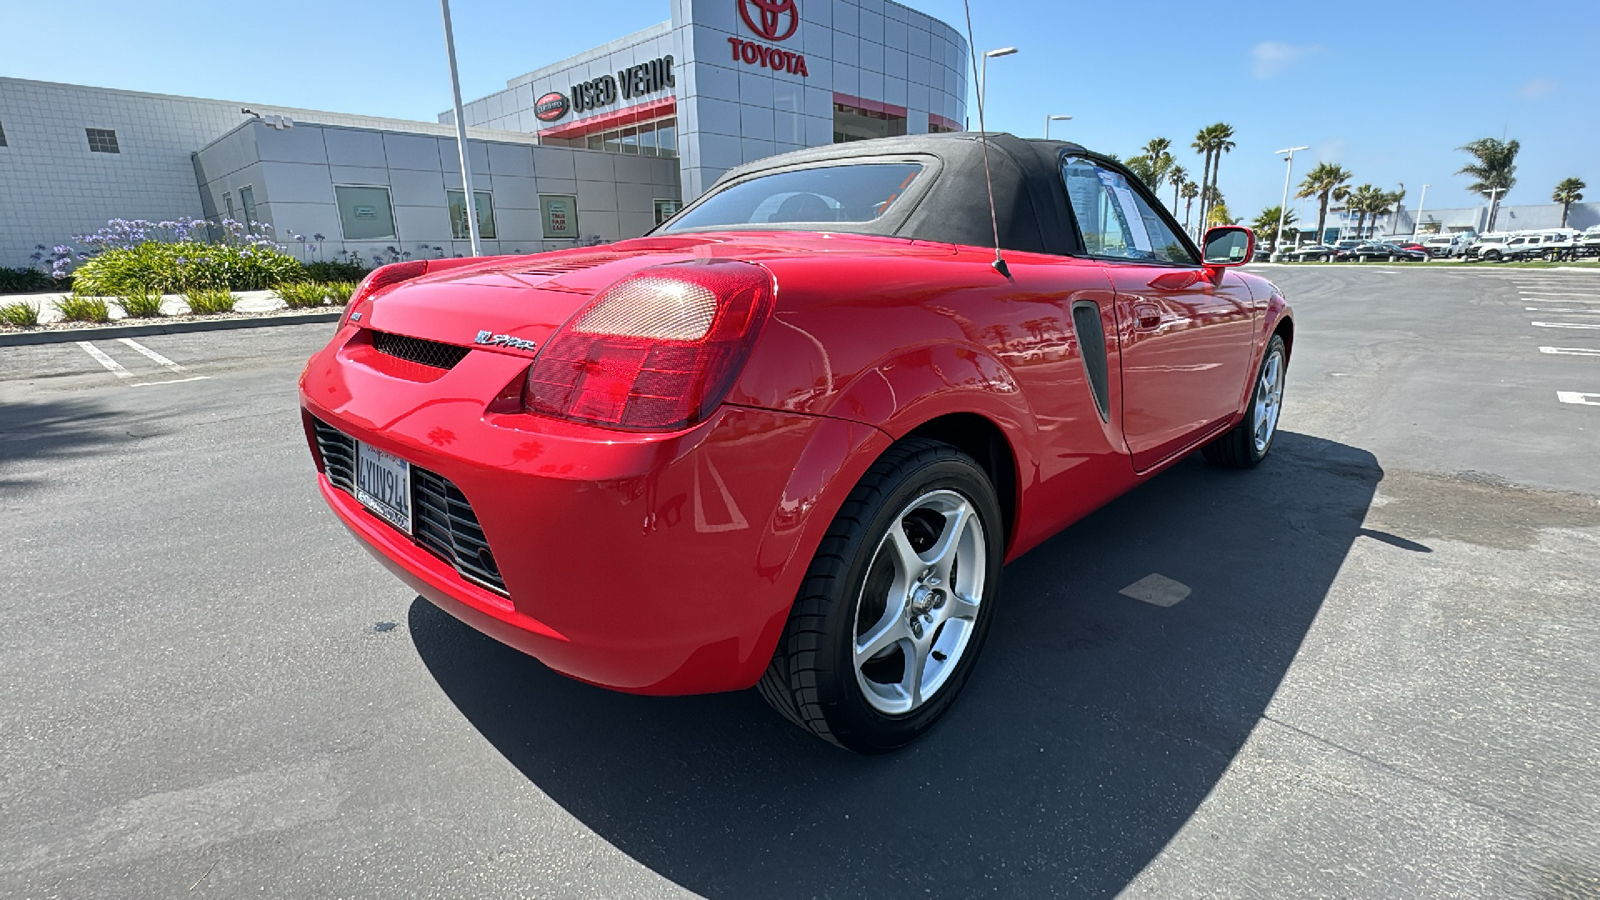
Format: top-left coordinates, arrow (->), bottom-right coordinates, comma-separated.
355,441 -> 412,534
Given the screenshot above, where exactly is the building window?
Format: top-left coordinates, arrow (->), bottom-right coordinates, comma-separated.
86,128 -> 120,153
0,119 -> 8,147
238,185 -> 258,229
334,185 -> 397,240
540,195 -> 579,239
928,115 -> 961,134
654,199 -> 681,225
224,193 -> 234,222
551,117 -> 677,158
447,189 -> 497,240
832,102 -> 906,144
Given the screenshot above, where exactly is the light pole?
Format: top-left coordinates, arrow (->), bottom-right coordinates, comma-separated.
978,47 -> 1017,123
1412,184 -> 1429,237
440,0 -> 481,257
1272,145 -> 1308,261
1045,114 -> 1071,140
1484,185 -> 1505,232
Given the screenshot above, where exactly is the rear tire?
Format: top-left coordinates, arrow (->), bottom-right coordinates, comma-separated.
1202,334 -> 1288,469
758,438 -> 1004,753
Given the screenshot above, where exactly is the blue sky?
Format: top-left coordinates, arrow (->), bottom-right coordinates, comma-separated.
2,0 -> 1590,223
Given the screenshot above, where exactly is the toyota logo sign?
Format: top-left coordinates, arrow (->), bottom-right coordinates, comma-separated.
738,0 -> 799,42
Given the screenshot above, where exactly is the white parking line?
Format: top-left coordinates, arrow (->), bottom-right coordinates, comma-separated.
1540,347 -> 1600,356
129,376 -> 210,387
1556,391 -> 1600,406
1532,321 -> 1600,330
1520,292 -> 1600,299
76,342 -> 132,379
1526,307 -> 1600,313
115,338 -> 187,372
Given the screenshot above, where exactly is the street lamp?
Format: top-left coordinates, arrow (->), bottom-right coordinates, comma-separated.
1412,184 -> 1429,238
1045,114 -> 1071,140
1484,185 -> 1505,232
439,0 -> 481,256
1272,145 -> 1308,260
978,47 -> 1017,121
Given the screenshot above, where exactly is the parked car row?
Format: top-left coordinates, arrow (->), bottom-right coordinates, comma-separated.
1467,227 -> 1600,262
1269,226 -> 1600,263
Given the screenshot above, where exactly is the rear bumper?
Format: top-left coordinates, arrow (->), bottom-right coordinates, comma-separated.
300,329 -> 890,694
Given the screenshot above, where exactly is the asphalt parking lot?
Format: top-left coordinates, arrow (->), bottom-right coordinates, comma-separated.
1,265 -> 1597,898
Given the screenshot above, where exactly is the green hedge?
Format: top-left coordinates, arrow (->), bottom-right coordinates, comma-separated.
0,267 -> 66,295
70,241 -> 303,296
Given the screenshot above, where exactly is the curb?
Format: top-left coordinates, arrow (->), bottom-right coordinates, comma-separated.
0,310 -> 342,347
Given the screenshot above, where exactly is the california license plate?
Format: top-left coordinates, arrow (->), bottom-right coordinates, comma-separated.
355,441 -> 412,534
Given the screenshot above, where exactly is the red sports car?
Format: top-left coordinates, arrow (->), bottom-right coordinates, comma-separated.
301,134 -> 1294,752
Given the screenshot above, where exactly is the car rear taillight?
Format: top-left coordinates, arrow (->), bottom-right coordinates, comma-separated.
522,260 -> 775,431
339,260 -> 429,329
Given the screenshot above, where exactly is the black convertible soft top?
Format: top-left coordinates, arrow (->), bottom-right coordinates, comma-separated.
681,132 -> 1171,259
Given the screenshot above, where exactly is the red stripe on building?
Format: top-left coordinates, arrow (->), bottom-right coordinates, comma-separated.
537,96 -> 677,140
831,92 -> 908,119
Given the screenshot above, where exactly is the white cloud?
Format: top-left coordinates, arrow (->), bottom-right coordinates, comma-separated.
1251,41 -> 1322,79
1519,78 -> 1558,99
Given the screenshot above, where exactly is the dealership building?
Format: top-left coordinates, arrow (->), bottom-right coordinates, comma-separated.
0,0 -> 968,270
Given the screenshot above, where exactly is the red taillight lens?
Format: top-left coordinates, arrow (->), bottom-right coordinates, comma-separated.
523,260 -> 775,431
339,260 -> 429,328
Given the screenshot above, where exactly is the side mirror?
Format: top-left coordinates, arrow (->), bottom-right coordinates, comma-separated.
1202,226 -> 1255,267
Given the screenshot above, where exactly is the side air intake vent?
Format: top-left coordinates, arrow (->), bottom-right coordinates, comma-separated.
1071,301 -> 1111,422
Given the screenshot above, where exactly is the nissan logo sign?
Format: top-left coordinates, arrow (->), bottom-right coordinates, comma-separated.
534,92 -> 570,122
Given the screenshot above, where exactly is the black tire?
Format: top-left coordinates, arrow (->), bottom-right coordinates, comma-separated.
758,438 -> 1004,753
1202,334 -> 1288,469
1485,250 -> 1502,262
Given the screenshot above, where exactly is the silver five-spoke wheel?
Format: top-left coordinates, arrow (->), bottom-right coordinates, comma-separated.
1253,347 -> 1285,454
852,489 -> 986,716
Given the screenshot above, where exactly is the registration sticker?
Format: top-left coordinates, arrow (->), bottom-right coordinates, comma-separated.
355,441 -> 413,534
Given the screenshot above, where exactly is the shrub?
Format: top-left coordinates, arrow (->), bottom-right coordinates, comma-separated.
324,281 -> 358,305
0,267 -> 64,294
276,282 -> 331,309
71,241 -> 302,296
184,287 -> 237,315
303,260 -> 370,282
0,300 -> 41,326
55,295 -> 110,323
114,291 -> 166,318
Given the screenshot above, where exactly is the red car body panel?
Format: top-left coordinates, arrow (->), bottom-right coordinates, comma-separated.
301,228 -> 1292,695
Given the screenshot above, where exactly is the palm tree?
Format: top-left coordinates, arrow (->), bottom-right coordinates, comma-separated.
1296,162 -> 1354,243
1191,127 -> 1217,232
1456,137 -> 1520,230
1207,202 -> 1234,227
1167,165 -> 1187,214
1252,206 -> 1298,249
1180,181 -> 1199,232
1553,177 -> 1586,227
1204,123 -> 1237,229
1345,185 -> 1391,238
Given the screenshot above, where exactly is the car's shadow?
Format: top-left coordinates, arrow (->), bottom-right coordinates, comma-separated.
410,431 -> 1388,898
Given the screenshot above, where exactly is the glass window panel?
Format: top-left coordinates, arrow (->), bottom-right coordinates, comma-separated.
655,119 -> 677,158
334,185 -> 397,240
540,194 -> 579,239
602,130 -> 622,154
1061,157 -> 1195,264
666,164 -> 924,231
447,189 -> 498,239
238,186 -> 258,230
637,123 -> 656,157
620,126 -> 639,154
587,134 -> 603,150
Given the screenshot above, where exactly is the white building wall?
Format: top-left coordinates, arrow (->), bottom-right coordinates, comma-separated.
0,77 -> 542,269
194,121 -> 680,263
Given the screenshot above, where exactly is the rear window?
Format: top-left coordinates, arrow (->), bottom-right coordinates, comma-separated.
665,163 -> 924,231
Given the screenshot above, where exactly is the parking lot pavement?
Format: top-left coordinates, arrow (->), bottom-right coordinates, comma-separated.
1,272 -> 1597,899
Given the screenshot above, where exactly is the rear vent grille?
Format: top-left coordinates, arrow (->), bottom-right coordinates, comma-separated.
413,468 -> 507,595
372,331 -> 471,370
310,418 -> 508,597
516,253 -> 628,277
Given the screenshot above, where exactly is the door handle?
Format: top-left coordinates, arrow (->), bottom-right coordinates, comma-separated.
1132,303 -> 1162,330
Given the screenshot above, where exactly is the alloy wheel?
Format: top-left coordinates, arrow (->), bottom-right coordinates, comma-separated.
853,490 -> 987,716
1253,348 -> 1285,453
